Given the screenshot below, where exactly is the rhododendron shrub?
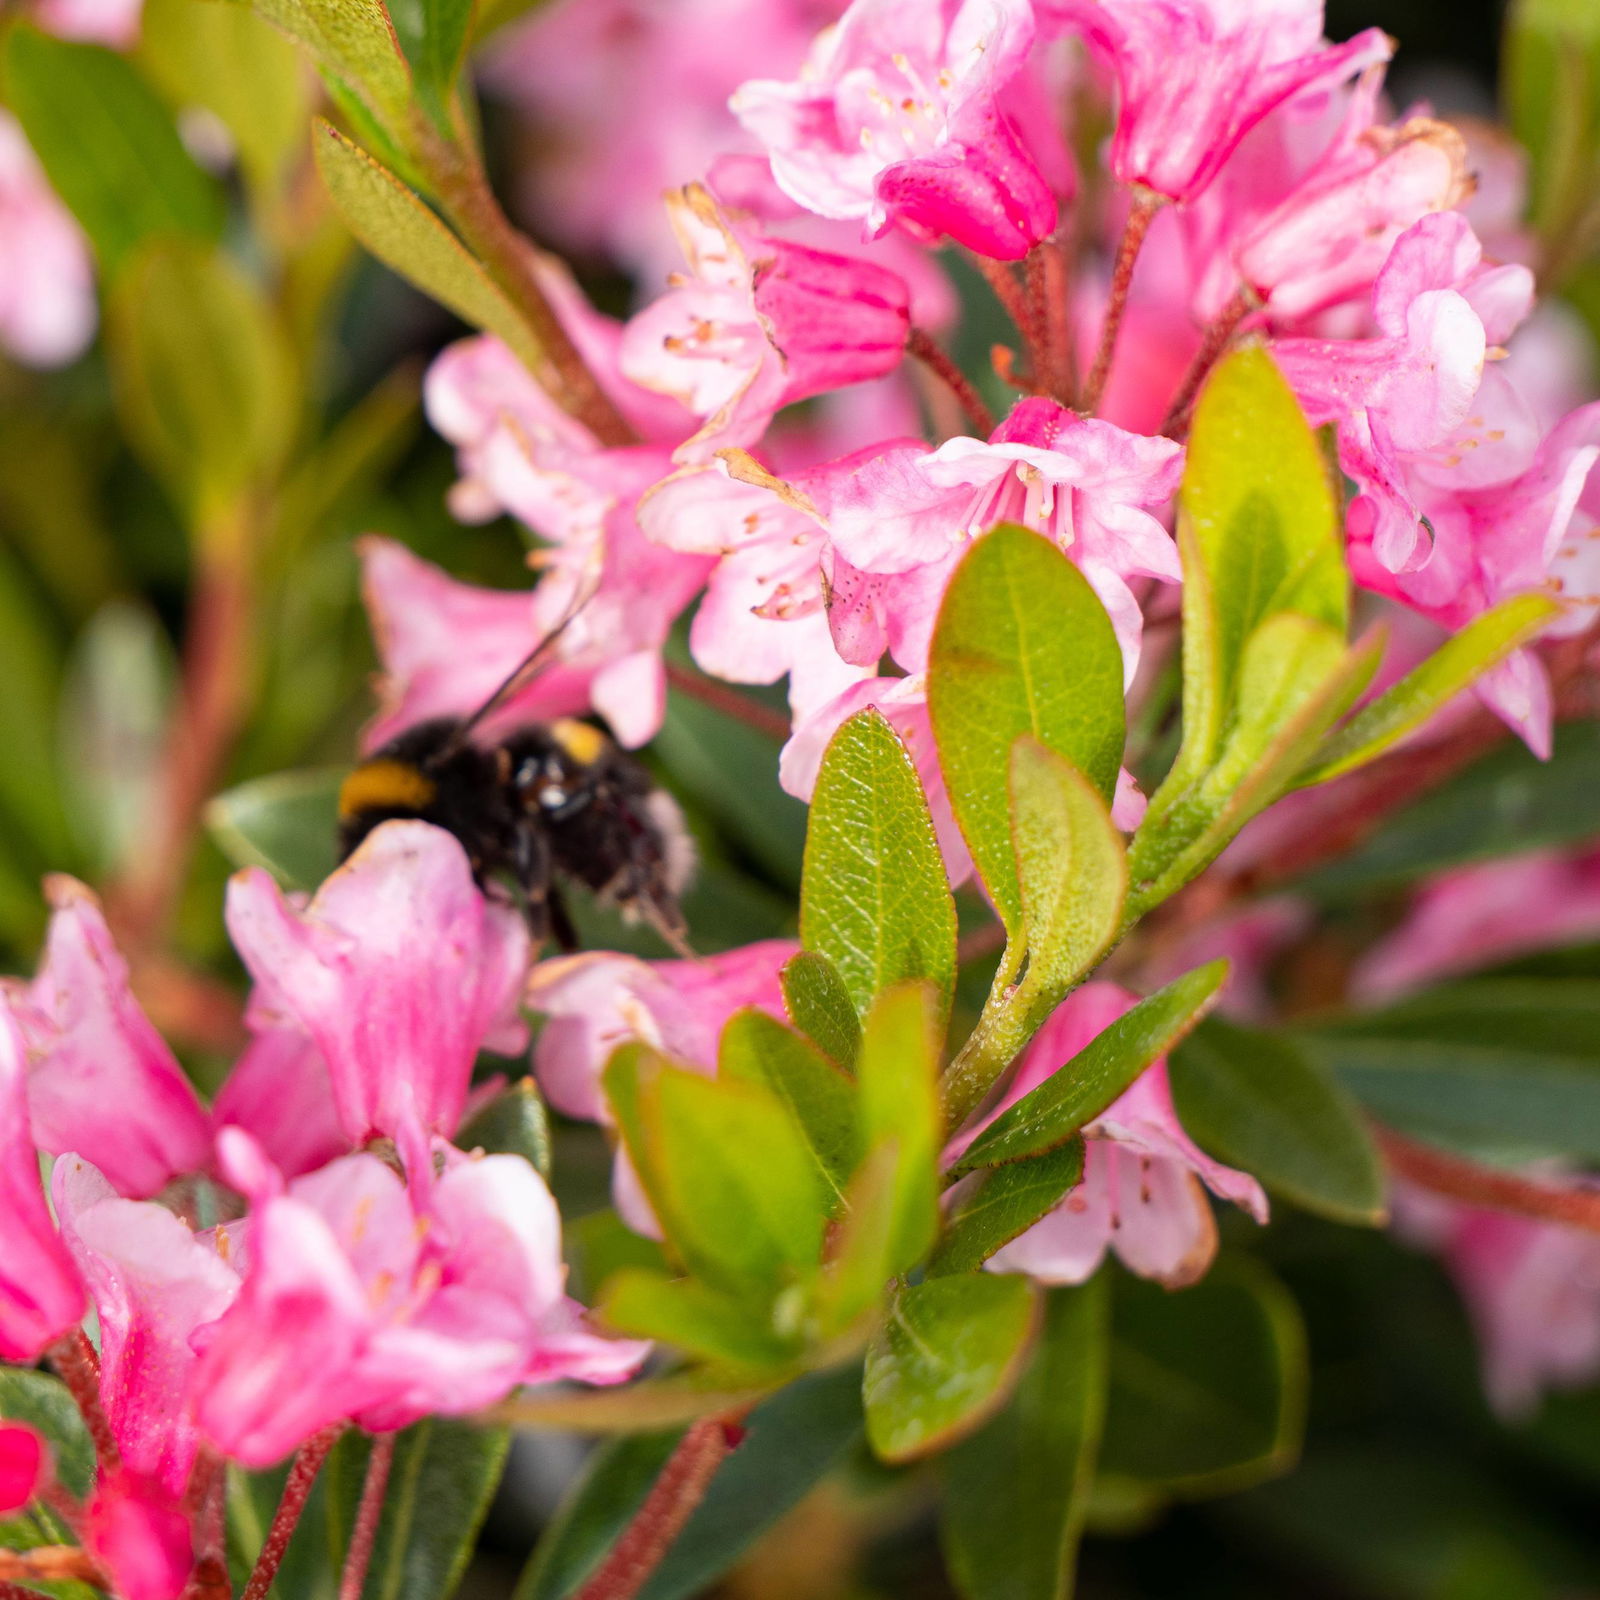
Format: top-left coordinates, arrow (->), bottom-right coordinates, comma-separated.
3,0 -> 1600,1594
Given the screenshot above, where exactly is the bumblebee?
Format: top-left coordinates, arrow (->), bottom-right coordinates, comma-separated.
336,623 -> 694,951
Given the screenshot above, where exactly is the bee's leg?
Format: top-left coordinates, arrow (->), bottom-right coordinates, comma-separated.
547,887 -> 581,954
510,818 -> 556,950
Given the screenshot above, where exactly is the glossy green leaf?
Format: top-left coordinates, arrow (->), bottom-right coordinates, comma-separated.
314,122 -> 548,376
929,1141 -> 1085,1277
388,0 -> 474,123
811,1144 -> 901,1339
0,1370 -> 95,1501
928,523 -> 1126,932
799,707 -> 956,1021
1100,1257 -> 1306,1494
780,950 -> 861,1071
204,767 -> 344,890
4,28 -> 225,276
956,963 -> 1229,1173
943,1279 -> 1109,1600
108,240 -> 298,526
1169,1019 -> 1385,1225
565,1208 -> 669,1306
455,1077 -> 552,1177
599,1269 -> 798,1370
1299,594 -> 1560,785
498,1371 -> 778,1434
234,0 -> 410,124
864,1274 -> 1041,1464
719,1008 -> 860,1199
856,982 -> 943,1275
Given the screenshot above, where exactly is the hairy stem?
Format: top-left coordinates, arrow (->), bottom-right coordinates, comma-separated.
972,255 -> 1037,365
1082,190 -> 1161,415
241,1426 -> 344,1600
909,327 -> 996,436
1160,287 -> 1256,436
941,940 -> 1030,1131
0,1550 -> 102,1586
575,1420 -> 739,1600
338,1433 -> 395,1600
1036,232 -> 1077,406
47,1332 -> 118,1471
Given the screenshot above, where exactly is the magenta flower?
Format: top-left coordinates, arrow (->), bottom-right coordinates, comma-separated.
0,1003 -> 84,1362
210,1026 -> 349,1181
0,1422 -> 45,1515
732,0 -> 1062,259
1043,0 -> 1391,205
83,1472 -> 192,1600
3,878 -> 211,1199
224,822 -> 531,1149
952,983 -> 1267,1288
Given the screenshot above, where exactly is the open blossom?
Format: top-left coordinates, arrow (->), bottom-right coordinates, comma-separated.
84,1474 -> 192,1600
225,821 -> 531,1148
3,878 -> 211,1199
733,0 -> 1063,259
954,983 -> 1267,1288
1042,0 -> 1391,205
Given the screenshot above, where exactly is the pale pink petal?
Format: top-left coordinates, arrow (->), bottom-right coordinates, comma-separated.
85,1474 -> 192,1600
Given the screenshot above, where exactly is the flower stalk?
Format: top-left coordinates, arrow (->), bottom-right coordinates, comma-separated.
1082,190 -> 1161,414
338,1433 -> 396,1600
241,1426 -> 345,1600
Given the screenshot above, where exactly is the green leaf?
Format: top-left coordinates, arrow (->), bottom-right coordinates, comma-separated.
328,1421 -> 508,1600
942,1279 -> 1109,1600
929,1141 -> 1085,1278
233,0 -> 410,125
455,1077 -> 552,1178
1100,1256 -> 1306,1494
1298,594 -> 1560,785
1299,979 -> 1600,1161
565,1208 -> 669,1306
810,1144 -> 901,1339
107,240 -> 298,526
799,707 -> 956,1021
863,1274 -> 1040,1464
388,0 -> 474,124
1169,1019 -> 1385,1226
204,767 -> 344,891
928,523 -> 1126,933
956,963 -> 1229,1173
313,122 -> 549,377
780,950 -> 861,1071
4,28 -> 225,277
498,1371 -> 778,1434
599,1269 -> 798,1370
0,1370 -> 95,1501
856,983 -> 943,1276
719,1009 -> 861,1200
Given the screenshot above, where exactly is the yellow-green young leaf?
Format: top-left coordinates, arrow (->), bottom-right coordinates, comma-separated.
496,1371 -> 780,1434
4,28 -> 225,276
811,1145 -> 901,1340
928,1141 -> 1085,1278
388,0 -> 475,125
799,708 -> 957,1021
864,1275 -> 1041,1464
599,1269 -> 799,1370
955,962 -> 1229,1173
928,524 -> 1126,933
138,0 -> 310,199
313,122 -> 547,375
1008,738 -> 1126,1008
718,1009 -> 861,1201
857,983 -> 943,1276
107,241 -> 297,528
942,1278 -> 1109,1600
780,951 -> 861,1071
231,0 -> 410,125
1298,593 -> 1561,786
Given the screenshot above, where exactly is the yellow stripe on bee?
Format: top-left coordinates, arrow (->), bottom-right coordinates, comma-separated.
551,718 -> 608,767
338,760 -> 439,819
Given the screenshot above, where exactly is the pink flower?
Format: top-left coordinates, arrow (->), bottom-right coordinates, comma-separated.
35,0 -> 142,46
1043,0 -> 1391,204
0,113 -> 95,368
84,1473 -> 192,1600
0,1423 -> 45,1515
211,1026 -> 349,1181
621,183 -> 910,462
0,1003 -> 84,1362
2,878 -> 211,1199
954,983 -> 1267,1288
224,822 -> 531,1149
732,0 -> 1062,259
52,1157 -> 241,1497
192,1132 -> 644,1465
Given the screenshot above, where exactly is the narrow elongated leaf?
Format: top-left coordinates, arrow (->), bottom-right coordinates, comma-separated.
719,1008 -> 860,1198
799,708 -> 956,1020
1169,1019 -> 1385,1225
1299,594 -> 1560,785
781,950 -> 861,1070
943,1279 -> 1109,1600
498,1372 -> 778,1433
204,767 -> 344,890
929,1141 -> 1085,1277
811,1144 -> 900,1338
599,1269 -> 797,1370
388,0 -> 474,122
235,0 -> 411,123
956,963 -> 1229,1172
455,1077 -> 552,1177
928,524 -> 1126,932
314,122 -> 548,375
0,1370 -> 95,1501
5,29 -> 225,275
864,1274 -> 1041,1463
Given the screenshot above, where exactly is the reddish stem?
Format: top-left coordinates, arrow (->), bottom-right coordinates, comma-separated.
908,327 -> 995,437
1376,1127 -> 1600,1234
574,1420 -> 739,1600
972,255 -> 1036,361
0,1549 -> 102,1585
1035,232 -> 1077,406
338,1433 -> 395,1600
1160,287 -> 1256,436
1082,190 -> 1161,415
240,1425 -> 344,1600
0,1583 -> 52,1600
47,1332 -> 118,1471
663,661 -> 792,741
